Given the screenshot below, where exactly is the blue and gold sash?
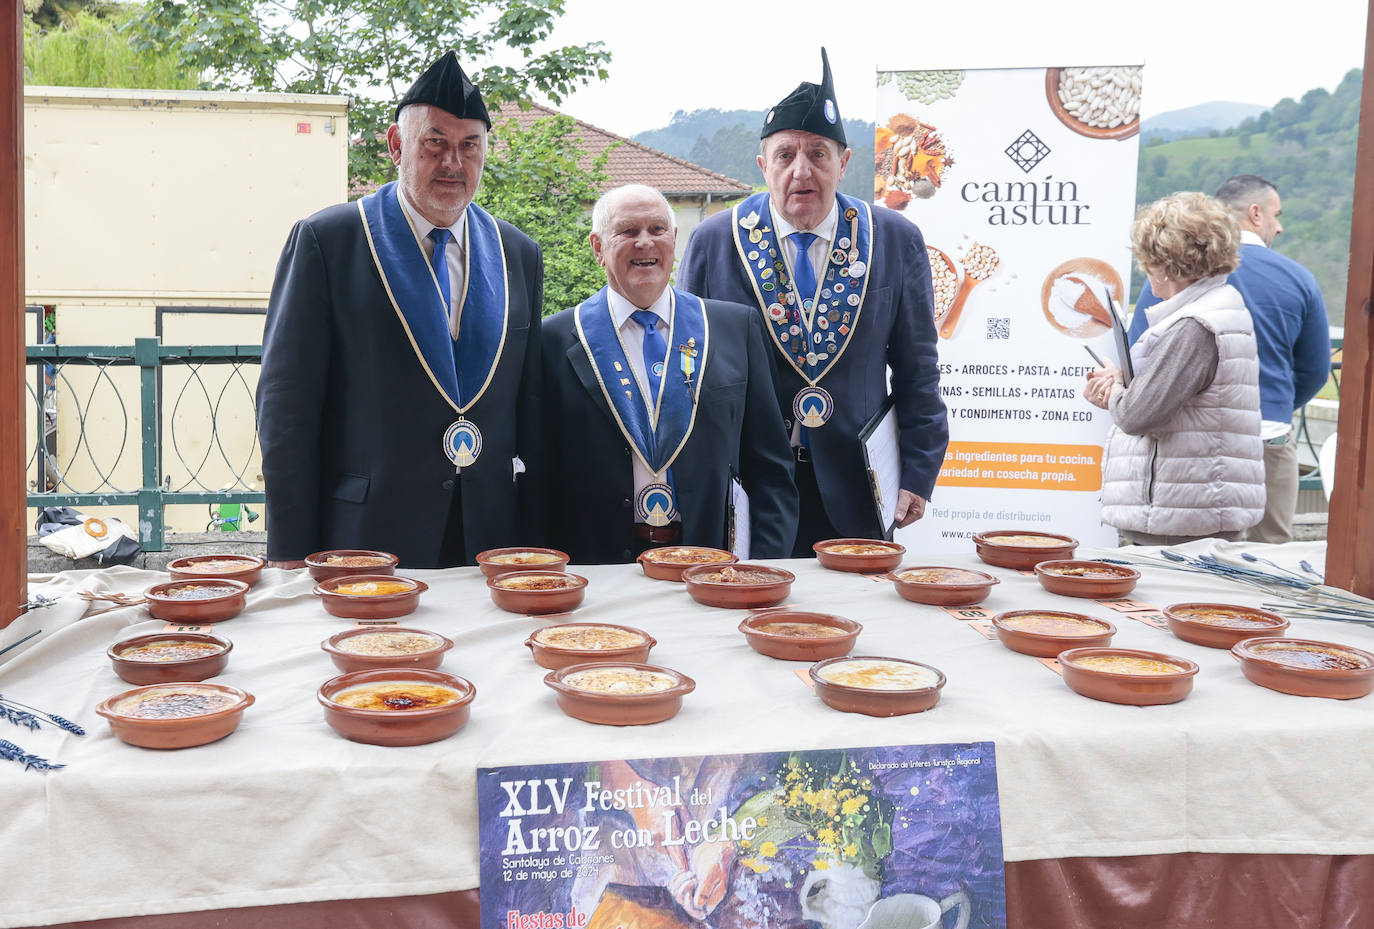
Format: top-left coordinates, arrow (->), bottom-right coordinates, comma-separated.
730,191 -> 873,386
357,181 -> 509,413
573,287 -> 709,477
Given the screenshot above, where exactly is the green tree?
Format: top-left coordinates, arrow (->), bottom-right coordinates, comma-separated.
129,0 -> 610,187
24,5 -> 199,88
477,113 -> 611,317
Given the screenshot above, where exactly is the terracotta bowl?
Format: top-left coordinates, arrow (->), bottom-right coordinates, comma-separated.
313,575 -> 428,620
813,538 -> 906,573
809,656 -> 946,717
738,611 -> 861,661
488,571 -> 588,615
887,565 -> 999,606
95,682 -> 254,749
107,632 -> 233,685
321,626 -> 454,673
1164,602 -> 1291,650
144,578 -> 249,623
167,554 -> 265,588
1230,637 -> 1374,700
304,549 -> 400,582
475,547 -> 570,578
1035,560 -> 1141,598
318,668 -> 476,746
992,610 -> 1116,658
973,531 -> 1078,569
525,622 -> 656,670
1045,68 -> 1141,140
544,662 -> 695,726
637,546 -> 738,582
1059,647 -> 1199,705
681,563 -> 795,609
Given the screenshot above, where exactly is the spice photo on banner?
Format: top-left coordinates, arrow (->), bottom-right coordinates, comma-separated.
477,742 -> 1005,929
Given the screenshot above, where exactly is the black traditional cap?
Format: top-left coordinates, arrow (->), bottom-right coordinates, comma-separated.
760,48 -> 846,147
394,50 -> 491,128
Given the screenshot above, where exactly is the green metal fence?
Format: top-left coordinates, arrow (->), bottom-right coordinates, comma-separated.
25,338 -> 264,551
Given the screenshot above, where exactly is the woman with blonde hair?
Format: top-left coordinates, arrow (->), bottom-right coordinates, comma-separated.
1084,191 -> 1264,544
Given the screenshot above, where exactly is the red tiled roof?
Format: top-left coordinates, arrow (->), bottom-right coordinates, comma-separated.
490,100 -> 753,198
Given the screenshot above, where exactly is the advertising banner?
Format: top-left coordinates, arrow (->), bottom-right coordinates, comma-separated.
876,66 -> 1143,551
479,742 -> 1004,929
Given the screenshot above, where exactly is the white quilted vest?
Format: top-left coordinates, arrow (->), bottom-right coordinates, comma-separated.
1101,276 -> 1264,537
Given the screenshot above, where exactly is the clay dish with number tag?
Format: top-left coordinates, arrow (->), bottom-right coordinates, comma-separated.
682,564 -> 794,609
322,627 -> 454,673
476,547 -> 570,578
992,610 -> 1116,657
973,531 -> 1077,569
488,571 -> 588,615
143,579 -> 249,623
318,668 -> 475,746
1059,647 -> 1198,705
526,622 -> 656,670
96,682 -> 254,749
1230,637 -> 1374,699
544,662 -> 695,725
314,575 -> 427,620
1164,603 -> 1290,650
167,554 -> 265,588
305,550 -> 399,582
108,632 -> 233,685
809,656 -> 946,717
738,611 -> 861,661
1034,560 -> 1140,598
888,565 -> 999,606
813,539 -> 906,573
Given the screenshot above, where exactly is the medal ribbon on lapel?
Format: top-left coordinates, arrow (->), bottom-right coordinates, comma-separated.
730,191 -> 873,386
574,287 -> 709,476
358,182 -> 509,414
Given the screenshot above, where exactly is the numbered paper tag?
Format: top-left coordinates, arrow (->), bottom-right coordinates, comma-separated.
354,618 -> 399,627
968,620 -> 996,639
943,605 -> 995,621
1096,598 -> 1160,613
1037,657 -> 1064,676
794,667 -> 815,690
1126,610 -> 1170,630
163,622 -> 209,633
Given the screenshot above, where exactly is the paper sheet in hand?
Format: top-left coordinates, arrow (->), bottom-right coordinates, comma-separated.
728,472 -> 750,560
1105,293 -> 1134,385
861,398 -> 901,539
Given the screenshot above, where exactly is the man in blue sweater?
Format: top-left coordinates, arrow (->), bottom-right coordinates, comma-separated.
1129,175 -> 1330,542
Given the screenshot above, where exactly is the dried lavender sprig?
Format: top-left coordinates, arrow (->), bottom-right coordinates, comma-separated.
0,738 -> 65,772
0,696 -> 87,736
1299,560 -> 1323,579
1,705 -> 40,731
1240,552 -> 1316,584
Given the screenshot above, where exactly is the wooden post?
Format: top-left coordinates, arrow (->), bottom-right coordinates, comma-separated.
1,2 -> 25,628
1325,0 -> 1374,596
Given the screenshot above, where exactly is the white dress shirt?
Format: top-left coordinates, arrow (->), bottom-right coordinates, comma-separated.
606,285 -> 675,521
397,187 -> 469,340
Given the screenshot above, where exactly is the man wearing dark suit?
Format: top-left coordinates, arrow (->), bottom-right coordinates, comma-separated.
543,184 -> 798,564
679,49 -> 947,555
258,52 -> 543,569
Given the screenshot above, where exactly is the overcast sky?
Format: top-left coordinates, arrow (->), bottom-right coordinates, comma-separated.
525,0 -> 1369,138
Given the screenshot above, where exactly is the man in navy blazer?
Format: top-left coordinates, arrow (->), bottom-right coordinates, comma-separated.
680,50 -> 947,554
258,52 -> 543,568
542,185 -> 798,564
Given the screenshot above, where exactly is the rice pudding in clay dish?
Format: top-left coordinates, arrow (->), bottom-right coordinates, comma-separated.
96,682 -> 255,749
1058,647 -> 1198,706
143,578 -> 249,623
809,656 -> 946,716
887,565 -> 998,606
638,546 -> 737,581
304,549 -> 399,581
991,610 -> 1116,657
1163,603 -> 1290,649
1034,560 -> 1140,598
813,538 -> 906,573
526,623 -> 656,670
313,575 -> 428,620
1231,637 -> 1374,700
108,632 -> 233,685
322,627 -> 454,673
543,662 -> 696,726
972,530 -> 1077,569
738,611 -> 862,661
681,564 -> 795,609
487,571 -> 588,615
318,668 -> 476,746
476,547 -> 570,577
167,554 -> 265,587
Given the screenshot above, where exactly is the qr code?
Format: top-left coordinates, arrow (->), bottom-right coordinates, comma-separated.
987,317 -> 1010,340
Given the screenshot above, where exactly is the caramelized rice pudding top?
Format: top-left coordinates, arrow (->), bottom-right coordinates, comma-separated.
1173,606 -> 1275,628
117,640 -> 223,662
821,543 -> 899,555
1247,642 -> 1371,671
487,552 -> 563,565
494,574 -> 577,591
754,622 -> 846,638
817,659 -> 939,690
112,685 -> 238,719
645,547 -> 733,564
694,566 -> 781,584
322,554 -> 391,567
897,567 -> 988,585
331,579 -> 414,597
999,613 -> 1106,636
332,682 -> 464,711
1067,655 -> 1182,675
984,534 -> 1070,547
562,667 -> 679,695
163,584 -> 241,601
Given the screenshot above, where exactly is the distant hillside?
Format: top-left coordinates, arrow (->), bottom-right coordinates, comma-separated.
1140,101 -> 1269,143
633,108 -> 877,200
1135,68 -> 1361,317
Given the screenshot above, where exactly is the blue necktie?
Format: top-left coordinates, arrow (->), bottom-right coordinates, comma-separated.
632,310 -> 667,406
428,227 -> 452,311
791,232 -> 818,308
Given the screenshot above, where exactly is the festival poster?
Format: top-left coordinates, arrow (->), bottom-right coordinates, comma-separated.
478,742 -> 1004,929
875,66 -> 1143,551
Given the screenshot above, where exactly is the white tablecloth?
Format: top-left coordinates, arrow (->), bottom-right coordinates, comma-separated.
2,540 -> 1371,927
